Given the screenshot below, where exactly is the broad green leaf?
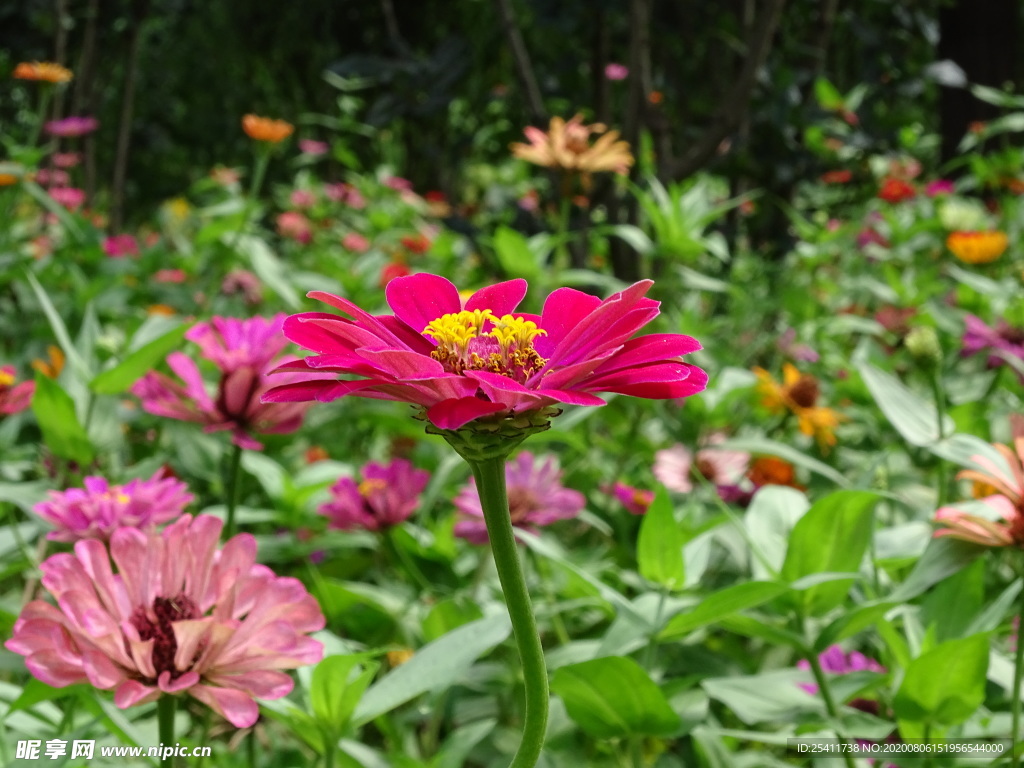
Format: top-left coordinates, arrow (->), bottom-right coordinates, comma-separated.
744,485 -> 811,579
311,654 -> 378,736
861,364 -> 953,447
702,669 -> 825,724
90,324 -> 189,394
637,486 -> 685,589
25,272 -> 92,380
659,582 -> 789,641
889,537 -> 986,602
814,77 -> 845,110
233,234 -> 300,308
430,719 -> 497,768
893,634 -> 989,725
966,579 -> 1022,635
551,656 -> 680,738
920,558 -> 984,643
780,491 -> 878,615
353,615 -> 510,725
32,373 -> 95,467
492,225 -> 541,281
815,603 -> 896,652
422,597 -> 484,642
6,680 -> 85,714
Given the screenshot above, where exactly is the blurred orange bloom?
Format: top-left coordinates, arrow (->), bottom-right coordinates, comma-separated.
13,61 -> 72,83
648,91 -> 663,105
753,364 -> 845,448
31,345 -> 65,379
0,173 -> 17,186
946,230 -> 1008,265
147,304 -> 177,316
747,457 -> 804,490
510,114 -> 633,175
242,114 -> 294,143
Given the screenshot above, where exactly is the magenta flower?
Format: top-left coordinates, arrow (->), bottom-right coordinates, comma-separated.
0,366 -> 34,415
609,482 -> 653,515
5,514 -> 324,728
298,139 -> 329,156
604,63 -> 629,81
34,469 -> 193,543
454,452 -> 584,543
35,168 -> 70,187
797,645 -> 885,694
925,179 -> 955,197
653,435 -> 750,494
48,186 -> 85,210
276,211 -> 312,244
43,116 -> 99,138
102,234 -> 140,258
132,315 -> 330,450
263,274 -> 707,431
319,459 -> 430,531
962,314 -> 1024,378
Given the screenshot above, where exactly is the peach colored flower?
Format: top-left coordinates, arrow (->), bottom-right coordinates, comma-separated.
510,114 -> 634,175
13,61 -> 72,83
241,114 -> 294,143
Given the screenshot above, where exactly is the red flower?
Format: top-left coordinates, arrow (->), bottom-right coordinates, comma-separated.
877,178 -> 915,203
380,262 -> 411,287
821,170 -> 852,184
400,233 -> 431,255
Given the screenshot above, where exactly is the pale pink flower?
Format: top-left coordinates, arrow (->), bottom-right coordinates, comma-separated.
384,176 -> 414,192
604,63 -> 629,81
51,152 -> 81,168
33,469 -> 193,543
5,514 -> 324,728
298,139 -> 329,156
454,453 -> 585,544
48,186 -> 85,211
154,269 -> 188,284
0,366 -> 35,414
103,234 -> 140,258
35,168 -> 70,187
44,116 -> 99,138
276,211 -> 312,244
319,459 -> 430,531
342,232 -> 370,253
654,435 -> 750,494
325,182 -> 366,209
289,189 -> 316,208
221,270 -> 263,306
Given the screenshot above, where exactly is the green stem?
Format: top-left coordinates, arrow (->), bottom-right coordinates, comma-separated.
228,148 -> 271,254
643,589 -> 668,671
248,728 -> 257,768
805,651 -> 857,768
157,696 -> 175,764
930,373 -> 949,507
29,87 -> 53,148
1012,579 -> 1024,768
224,443 -> 244,539
383,528 -> 433,593
469,456 -> 548,768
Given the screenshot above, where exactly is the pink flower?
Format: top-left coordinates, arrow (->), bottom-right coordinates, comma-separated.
5,514 -> 324,728
33,469 -> 193,543
51,152 -> 81,168
325,182 -> 366,209
263,274 -> 707,431
342,232 -> 370,253
962,315 -> 1024,379
132,315 -> 330,450
298,139 -> 329,155
609,482 -> 653,515
0,366 -> 35,414
154,269 -> 188,284
604,63 -> 629,81
384,176 -> 414,192
778,328 -> 819,363
653,435 -> 750,494
925,179 -> 955,197
797,645 -> 885,695
221,270 -> 263,306
48,186 -> 85,211
319,459 -> 430,531
454,452 -> 584,543
276,211 -> 312,244
35,168 -> 70,187
43,116 -> 99,138
103,234 -> 140,258
289,189 -> 316,208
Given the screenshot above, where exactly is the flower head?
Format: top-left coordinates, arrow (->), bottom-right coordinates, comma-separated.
747,456 -> 804,490
221,270 -> 263,306
31,345 -> 65,379
102,234 -> 140,258
34,469 -> 193,543
797,645 -> 884,695
263,274 -> 706,432
48,187 -> 85,211
653,436 -> 750,494
821,170 -> 852,184
454,452 -> 584,543
604,63 -> 629,81
52,152 -> 81,168
319,459 -> 430,531
276,211 -> 312,244
241,114 -> 294,144
0,366 -> 35,414
132,315 -> 330,450
925,179 -> 955,197
298,139 -> 329,155
609,482 -> 653,515
5,514 -> 324,727
13,61 -> 72,83
753,364 -> 844,448
44,116 -> 98,138
342,232 -> 370,253
962,314 -> 1024,377
510,114 -> 634,175
947,231 -> 1008,264
877,178 -> 915,203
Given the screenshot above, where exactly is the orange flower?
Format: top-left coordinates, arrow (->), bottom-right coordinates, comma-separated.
747,457 -> 804,490
241,114 -> 294,143
0,173 -> 17,187
647,91 -> 663,105
146,304 -> 177,316
753,364 -> 845,448
31,345 -> 65,379
946,230 -> 1008,265
510,114 -> 634,175
13,61 -> 72,83
305,446 -> 330,464
877,177 -> 915,203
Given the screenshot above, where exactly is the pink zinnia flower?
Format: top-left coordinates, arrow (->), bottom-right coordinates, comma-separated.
51,152 -> 81,168
797,645 -> 885,695
132,315 -> 330,450
48,186 -> 85,211
319,459 -> 430,531
35,168 -> 70,187
0,366 -> 35,414
380,261 -> 410,287
103,234 -> 140,258
33,469 -> 193,543
384,176 -> 414,192
298,139 -> 329,156
604,63 -> 629,81
154,269 -> 188,284
342,232 -> 370,253
454,452 -> 584,543
962,314 -> 1024,379
653,435 -> 750,494
263,274 -> 707,431
609,482 -> 653,515
289,189 -> 316,208
43,116 -> 99,138
925,179 -> 955,197
276,211 -> 312,244
325,182 -> 366,209
221,269 -> 263,306
5,514 -> 324,728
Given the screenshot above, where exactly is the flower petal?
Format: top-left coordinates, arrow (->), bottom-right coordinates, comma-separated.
385,274 -> 461,334
426,397 -> 508,429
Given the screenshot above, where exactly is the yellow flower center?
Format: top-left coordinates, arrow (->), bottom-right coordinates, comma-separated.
0,370 -> 14,386
422,310 -> 548,383
358,478 -> 387,497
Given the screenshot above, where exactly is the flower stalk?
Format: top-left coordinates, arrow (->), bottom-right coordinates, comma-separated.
224,442 -> 243,539
1012,578 -> 1024,768
805,649 -> 857,768
157,695 -> 176,764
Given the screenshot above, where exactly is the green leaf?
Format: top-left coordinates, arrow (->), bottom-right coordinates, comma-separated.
492,226 -> 542,281
702,669 -> 825,725
920,558 -> 984,643
31,373 -> 95,467
25,272 -> 92,380
889,537 -> 987,602
815,603 -> 897,652
780,491 -> 878,615
893,634 -> 989,725
861,364 -> 953,447
90,324 -> 189,394
430,719 -> 497,768
814,77 -> 845,110
551,656 -> 681,738
311,654 -> 378,736
353,615 -> 510,725
6,679 -> 85,714
659,582 -> 789,641
637,486 -> 685,589
233,234 -> 300,308
744,485 -> 811,578
421,597 -> 484,642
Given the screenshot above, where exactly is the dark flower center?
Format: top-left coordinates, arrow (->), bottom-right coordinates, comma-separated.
787,375 -> 819,408
507,487 -> 539,525
129,594 -> 200,680
999,326 -> 1024,346
695,457 -> 717,481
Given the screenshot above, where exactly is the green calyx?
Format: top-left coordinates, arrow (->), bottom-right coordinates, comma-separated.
421,405 -> 562,463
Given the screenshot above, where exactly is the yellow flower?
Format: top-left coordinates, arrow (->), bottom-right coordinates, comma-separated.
386,649 -> 414,667
796,405 -> 845,449
946,230 -> 1008,264
31,345 -> 65,379
510,114 -> 634,175
165,197 -> 191,222
13,61 -> 73,83
147,304 -> 177,316
752,364 -> 845,448
242,114 -> 294,143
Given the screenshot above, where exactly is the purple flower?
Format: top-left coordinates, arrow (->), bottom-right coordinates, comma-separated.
778,328 -> 820,363
962,314 -> 1024,378
319,459 -> 430,531
43,116 -> 99,138
33,469 -> 193,543
454,452 -> 585,544
604,63 -> 629,81
797,645 -> 885,695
